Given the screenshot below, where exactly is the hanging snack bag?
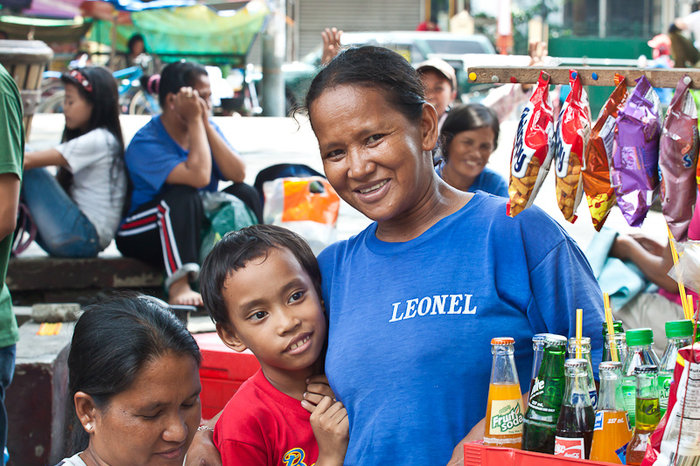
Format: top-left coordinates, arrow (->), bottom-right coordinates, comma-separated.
610,76 -> 662,227
507,71 -> 555,217
660,76 -> 700,242
582,74 -> 628,231
554,70 -> 591,223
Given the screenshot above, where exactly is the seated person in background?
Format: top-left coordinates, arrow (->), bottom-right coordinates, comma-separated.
436,103 -> 508,197
57,295 -> 202,466
109,33 -> 159,74
416,57 -> 457,130
22,67 -> 126,257
668,23 -> 700,68
116,61 -> 262,307
193,225 -> 348,465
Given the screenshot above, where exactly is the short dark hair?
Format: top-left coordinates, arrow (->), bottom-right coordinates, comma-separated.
440,103 -> 500,159
305,46 -> 426,125
68,294 -> 200,449
127,33 -> 145,54
200,225 -> 322,327
158,60 -> 208,107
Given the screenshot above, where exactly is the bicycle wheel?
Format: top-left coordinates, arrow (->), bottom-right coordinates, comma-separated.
37,90 -> 65,113
128,90 -> 160,115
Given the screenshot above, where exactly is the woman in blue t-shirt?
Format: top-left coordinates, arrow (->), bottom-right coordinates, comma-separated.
435,103 -> 509,197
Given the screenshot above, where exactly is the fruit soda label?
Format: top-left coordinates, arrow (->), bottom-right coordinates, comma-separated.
554,436 -> 585,458
489,400 -> 524,434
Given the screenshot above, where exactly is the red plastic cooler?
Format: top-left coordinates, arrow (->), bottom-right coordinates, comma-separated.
464,443 -> 619,466
194,332 -> 260,419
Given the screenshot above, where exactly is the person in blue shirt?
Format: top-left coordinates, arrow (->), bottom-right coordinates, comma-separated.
436,103 -> 509,197
116,61 -> 261,307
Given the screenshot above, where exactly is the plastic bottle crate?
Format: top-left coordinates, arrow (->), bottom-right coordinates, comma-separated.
464,442 -> 620,466
193,332 -> 260,419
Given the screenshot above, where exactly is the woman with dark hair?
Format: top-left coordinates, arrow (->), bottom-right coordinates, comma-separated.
437,103 -> 508,197
56,295 -> 202,466
22,66 -> 126,257
186,46 -> 606,466
116,61 -> 261,307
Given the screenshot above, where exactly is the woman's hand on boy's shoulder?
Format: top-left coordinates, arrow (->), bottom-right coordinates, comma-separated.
309,396 -> 349,466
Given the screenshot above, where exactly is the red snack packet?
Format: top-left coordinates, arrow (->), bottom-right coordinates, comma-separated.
507,71 -> 554,217
660,76 -> 700,242
582,74 -> 627,231
554,69 -> 591,223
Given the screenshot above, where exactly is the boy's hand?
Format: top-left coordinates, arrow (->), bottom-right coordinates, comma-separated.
309,395 -> 349,466
302,374 -> 335,411
184,428 -> 222,466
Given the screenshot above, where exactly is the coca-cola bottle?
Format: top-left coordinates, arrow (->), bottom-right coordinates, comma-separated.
554,359 -> 595,459
522,334 -> 566,454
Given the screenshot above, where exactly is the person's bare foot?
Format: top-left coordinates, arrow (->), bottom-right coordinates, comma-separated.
168,277 -> 203,307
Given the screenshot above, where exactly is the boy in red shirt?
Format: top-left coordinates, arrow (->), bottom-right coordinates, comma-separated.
198,224 -> 348,465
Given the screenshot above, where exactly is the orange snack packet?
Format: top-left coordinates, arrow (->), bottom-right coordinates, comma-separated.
554,69 -> 591,223
582,74 -> 628,231
507,71 -> 555,217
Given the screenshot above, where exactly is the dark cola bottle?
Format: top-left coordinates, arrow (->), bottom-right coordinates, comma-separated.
554,359 -> 595,459
522,334 -> 566,454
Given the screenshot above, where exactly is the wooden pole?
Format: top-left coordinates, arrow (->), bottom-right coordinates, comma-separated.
466,66 -> 700,88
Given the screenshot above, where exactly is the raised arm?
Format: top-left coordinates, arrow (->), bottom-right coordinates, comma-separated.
165,87 -> 212,188
201,99 -> 245,183
609,233 -> 677,293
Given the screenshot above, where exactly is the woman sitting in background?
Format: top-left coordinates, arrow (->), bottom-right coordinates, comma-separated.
436,103 -> 508,197
57,295 -> 202,466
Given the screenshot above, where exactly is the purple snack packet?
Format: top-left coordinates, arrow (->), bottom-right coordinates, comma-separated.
660,76 -> 699,242
610,76 -> 662,227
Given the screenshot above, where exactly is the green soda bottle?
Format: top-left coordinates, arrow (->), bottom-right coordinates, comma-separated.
602,320 -> 626,364
621,329 -> 660,427
522,334 -> 567,453
658,320 -> 693,416
626,365 -> 661,465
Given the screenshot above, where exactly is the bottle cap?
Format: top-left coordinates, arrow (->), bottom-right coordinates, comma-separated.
491,337 -> 515,345
568,336 -> 591,345
602,320 -> 624,335
665,320 -> 693,339
564,358 -> 588,368
625,328 -> 653,346
634,364 -> 658,374
532,333 -> 549,345
599,361 -> 622,371
545,334 -> 567,346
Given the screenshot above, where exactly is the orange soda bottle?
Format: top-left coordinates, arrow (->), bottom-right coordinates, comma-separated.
590,361 -> 632,463
484,337 -> 524,449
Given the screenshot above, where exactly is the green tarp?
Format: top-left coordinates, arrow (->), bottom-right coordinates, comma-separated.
87,1 -> 270,65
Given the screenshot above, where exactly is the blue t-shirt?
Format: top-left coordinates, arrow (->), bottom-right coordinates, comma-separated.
435,161 -> 509,197
317,193 -> 604,466
124,115 -> 228,213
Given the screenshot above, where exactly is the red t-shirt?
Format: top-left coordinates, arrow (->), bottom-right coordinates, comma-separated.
214,370 -> 319,466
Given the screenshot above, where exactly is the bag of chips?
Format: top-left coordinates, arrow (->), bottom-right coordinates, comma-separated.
660,76 -> 700,242
582,74 -> 627,231
554,70 -> 591,223
507,71 -> 555,217
610,76 -> 662,227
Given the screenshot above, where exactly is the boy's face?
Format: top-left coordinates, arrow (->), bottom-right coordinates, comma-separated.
217,247 -> 326,381
420,69 -> 455,118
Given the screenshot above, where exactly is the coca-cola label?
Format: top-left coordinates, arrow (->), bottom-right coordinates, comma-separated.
489,400 -> 524,434
554,436 -> 585,458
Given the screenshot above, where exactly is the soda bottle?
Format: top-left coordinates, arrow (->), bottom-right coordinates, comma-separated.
626,365 -> 661,465
589,361 -> 632,463
567,336 -> 598,409
522,334 -> 566,454
528,333 -> 549,397
602,320 -> 627,364
658,320 -> 693,416
554,359 -> 595,459
484,337 -> 524,449
622,328 -> 660,427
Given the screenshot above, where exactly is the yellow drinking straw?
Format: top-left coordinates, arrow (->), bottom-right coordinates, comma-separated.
576,308 -> 583,359
603,293 -> 618,362
667,225 -> 693,321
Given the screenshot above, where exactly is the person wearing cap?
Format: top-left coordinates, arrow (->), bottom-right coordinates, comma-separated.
416,58 -> 457,130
